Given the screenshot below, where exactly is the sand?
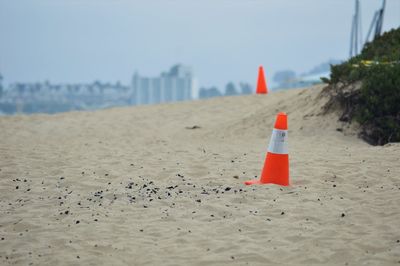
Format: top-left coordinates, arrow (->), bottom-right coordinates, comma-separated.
0,85 -> 399,265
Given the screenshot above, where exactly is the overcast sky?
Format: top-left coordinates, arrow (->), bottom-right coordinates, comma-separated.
0,0 -> 399,91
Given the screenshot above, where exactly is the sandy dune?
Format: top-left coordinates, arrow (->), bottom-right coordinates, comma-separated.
1,85 -> 399,265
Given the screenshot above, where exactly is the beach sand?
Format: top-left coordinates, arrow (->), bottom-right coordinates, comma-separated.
1,85 -> 399,265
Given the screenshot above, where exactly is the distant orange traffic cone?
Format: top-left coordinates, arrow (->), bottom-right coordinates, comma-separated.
256,66 -> 268,94
245,112 -> 289,186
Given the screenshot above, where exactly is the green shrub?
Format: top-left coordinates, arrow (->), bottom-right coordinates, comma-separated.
359,28 -> 400,61
355,64 -> 400,144
330,62 -> 369,84
329,28 -> 400,85
326,27 -> 400,145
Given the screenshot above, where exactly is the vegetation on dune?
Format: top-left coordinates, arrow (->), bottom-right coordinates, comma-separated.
323,28 -> 400,145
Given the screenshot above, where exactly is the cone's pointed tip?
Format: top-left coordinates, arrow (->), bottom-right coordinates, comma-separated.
274,112 -> 288,130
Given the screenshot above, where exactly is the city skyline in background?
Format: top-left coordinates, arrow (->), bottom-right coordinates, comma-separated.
0,64 -> 255,115
0,0 -> 399,95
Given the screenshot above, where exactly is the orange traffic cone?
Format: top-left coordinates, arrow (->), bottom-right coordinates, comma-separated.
245,112 -> 289,186
256,66 -> 268,94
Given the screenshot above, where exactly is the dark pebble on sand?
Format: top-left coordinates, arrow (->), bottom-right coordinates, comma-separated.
1,237 -> 4,240
225,187 -> 231,191
76,220 -> 80,224
105,174 -> 109,176
15,186 -> 19,189
341,213 -> 345,217
233,175 -> 239,179
196,199 -> 201,203
333,184 -> 337,187
65,211 -> 69,215
281,212 -> 285,215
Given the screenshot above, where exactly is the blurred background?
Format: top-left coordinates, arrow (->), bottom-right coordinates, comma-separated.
0,0 -> 399,114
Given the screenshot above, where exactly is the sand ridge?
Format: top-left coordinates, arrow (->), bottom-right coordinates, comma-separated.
1,85 -> 400,265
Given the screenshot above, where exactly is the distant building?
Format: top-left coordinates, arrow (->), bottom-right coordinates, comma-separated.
132,64 -> 194,105
0,80 -> 131,115
0,65 -> 196,115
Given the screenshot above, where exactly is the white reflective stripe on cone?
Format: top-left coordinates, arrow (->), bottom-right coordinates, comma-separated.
267,129 -> 288,154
